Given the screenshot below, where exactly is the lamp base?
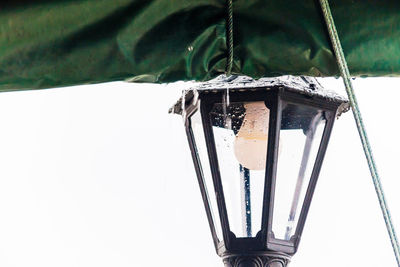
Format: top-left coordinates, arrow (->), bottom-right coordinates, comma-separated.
222,252 -> 291,267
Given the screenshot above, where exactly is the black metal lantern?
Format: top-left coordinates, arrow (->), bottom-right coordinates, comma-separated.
170,76 -> 349,267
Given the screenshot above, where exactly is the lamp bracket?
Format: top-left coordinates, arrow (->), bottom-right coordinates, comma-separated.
222,252 -> 291,267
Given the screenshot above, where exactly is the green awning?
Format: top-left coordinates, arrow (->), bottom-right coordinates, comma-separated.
1,0 -> 399,91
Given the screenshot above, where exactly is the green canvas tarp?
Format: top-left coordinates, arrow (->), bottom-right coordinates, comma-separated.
1,0 -> 399,91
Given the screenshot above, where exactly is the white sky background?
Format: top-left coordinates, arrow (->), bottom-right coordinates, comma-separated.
0,77 -> 398,266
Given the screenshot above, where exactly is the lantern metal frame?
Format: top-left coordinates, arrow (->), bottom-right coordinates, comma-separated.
172,76 -> 349,266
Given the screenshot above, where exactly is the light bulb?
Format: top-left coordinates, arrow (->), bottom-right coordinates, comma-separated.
234,102 -> 270,170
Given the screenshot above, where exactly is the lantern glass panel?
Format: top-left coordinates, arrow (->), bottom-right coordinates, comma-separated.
271,102 -> 326,241
209,101 -> 269,238
190,109 -> 223,241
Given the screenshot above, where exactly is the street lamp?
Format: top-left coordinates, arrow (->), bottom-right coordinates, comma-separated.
170,76 -> 349,267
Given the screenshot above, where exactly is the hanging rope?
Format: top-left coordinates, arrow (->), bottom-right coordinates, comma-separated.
225,0 -> 234,76
318,0 -> 400,265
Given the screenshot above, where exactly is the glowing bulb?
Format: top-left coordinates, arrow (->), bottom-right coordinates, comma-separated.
234,102 -> 270,170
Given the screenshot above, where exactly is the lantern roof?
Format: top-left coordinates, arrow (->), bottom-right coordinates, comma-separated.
170,75 -> 350,116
